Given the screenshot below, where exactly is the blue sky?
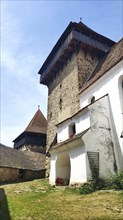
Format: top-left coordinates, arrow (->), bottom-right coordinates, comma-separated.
1,0 -> 123,147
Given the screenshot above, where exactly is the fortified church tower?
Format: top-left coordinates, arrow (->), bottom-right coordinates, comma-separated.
38,21 -> 115,175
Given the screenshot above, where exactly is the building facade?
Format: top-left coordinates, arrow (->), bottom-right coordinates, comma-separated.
0,108 -> 47,183
38,21 -> 123,184
0,143 -> 45,183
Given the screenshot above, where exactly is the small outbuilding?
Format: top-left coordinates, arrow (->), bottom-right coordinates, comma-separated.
0,107 -> 47,183
0,143 -> 45,183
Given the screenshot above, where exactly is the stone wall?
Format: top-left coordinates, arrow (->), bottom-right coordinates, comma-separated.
77,49 -> 98,90
20,145 -> 46,154
47,53 -> 80,150
46,53 -> 80,175
0,167 -> 19,182
0,167 -> 45,183
46,49 -> 100,176
25,169 -> 45,180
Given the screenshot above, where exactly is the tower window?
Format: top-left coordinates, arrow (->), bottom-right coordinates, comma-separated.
59,98 -> 62,110
50,112 -> 52,119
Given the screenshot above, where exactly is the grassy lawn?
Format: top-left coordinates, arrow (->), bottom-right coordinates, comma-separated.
0,179 -> 123,220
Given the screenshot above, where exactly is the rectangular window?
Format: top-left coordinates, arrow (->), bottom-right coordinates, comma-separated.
69,123 -> 76,138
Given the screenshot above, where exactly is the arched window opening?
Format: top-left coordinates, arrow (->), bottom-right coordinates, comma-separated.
88,96 -> 95,105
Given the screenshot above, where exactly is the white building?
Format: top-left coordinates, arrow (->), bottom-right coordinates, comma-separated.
49,37 -> 123,185
39,21 -> 123,185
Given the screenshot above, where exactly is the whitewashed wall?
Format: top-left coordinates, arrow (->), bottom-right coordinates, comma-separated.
57,109 -> 90,143
69,145 -> 87,184
57,121 -> 70,143
75,110 -> 90,134
49,141 -> 87,185
49,60 -> 123,186
80,61 -> 123,155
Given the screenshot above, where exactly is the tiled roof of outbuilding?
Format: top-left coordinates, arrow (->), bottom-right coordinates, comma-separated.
0,143 -> 45,170
80,38 -> 123,93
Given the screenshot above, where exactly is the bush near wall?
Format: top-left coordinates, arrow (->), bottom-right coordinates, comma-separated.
79,172 -> 123,194
109,171 -> 123,190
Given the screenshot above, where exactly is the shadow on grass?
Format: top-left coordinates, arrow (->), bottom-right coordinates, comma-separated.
0,188 -> 11,220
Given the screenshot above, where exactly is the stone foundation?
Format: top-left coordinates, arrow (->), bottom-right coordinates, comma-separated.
0,167 -> 45,183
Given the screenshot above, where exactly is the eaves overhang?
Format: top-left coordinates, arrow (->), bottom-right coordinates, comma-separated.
38,22 -> 115,86
49,128 -> 90,154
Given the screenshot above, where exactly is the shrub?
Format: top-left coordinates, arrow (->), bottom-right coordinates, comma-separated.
79,180 -> 96,194
79,178 -> 106,195
110,171 -> 123,190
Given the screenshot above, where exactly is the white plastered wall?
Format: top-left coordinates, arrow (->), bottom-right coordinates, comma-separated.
57,110 -> 90,143
49,60 -> 123,186
80,61 -> 123,158
49,141 -> 87,185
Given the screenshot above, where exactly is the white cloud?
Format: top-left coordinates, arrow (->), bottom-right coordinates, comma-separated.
1,2 -> 48,147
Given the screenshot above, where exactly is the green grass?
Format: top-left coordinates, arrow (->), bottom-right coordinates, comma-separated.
0,179 -> 123,220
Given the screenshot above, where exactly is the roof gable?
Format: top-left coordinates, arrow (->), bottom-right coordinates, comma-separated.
25,109 -> 47,134
13,108 -> 47,147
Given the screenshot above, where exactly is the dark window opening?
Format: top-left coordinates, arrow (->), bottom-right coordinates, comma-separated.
88,96 -> 95,105
90,96 -> 95,104
69,123 -> 76,138
59,98 -> 62,110
19,169 -> 25,179
120,131 -> 123,138
60,84 -> 62,88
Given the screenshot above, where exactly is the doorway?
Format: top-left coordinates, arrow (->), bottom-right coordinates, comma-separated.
56,153 -> 71,185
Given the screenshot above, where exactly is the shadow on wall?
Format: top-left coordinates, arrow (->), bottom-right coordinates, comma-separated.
0,188 -> 11,220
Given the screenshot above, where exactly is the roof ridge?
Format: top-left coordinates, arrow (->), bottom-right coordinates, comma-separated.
71,21 -> 115,44
25,109 -> 47,134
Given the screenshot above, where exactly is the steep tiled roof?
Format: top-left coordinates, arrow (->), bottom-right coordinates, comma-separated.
80,38 -> 123,93
0,143 -> 45,170
25,109 -> 47,134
